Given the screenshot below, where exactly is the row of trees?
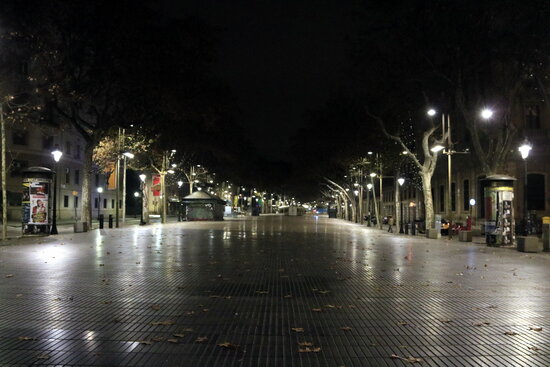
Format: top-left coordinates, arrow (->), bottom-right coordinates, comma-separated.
0,1 -> 251,230
292,1 -> 549,228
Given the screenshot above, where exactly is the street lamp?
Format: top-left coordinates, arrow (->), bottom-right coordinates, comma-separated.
96,187 -> 103,222
469,198 -> 476,230
139,174 -> 146,225
518,139 -> 532,235
397,178 -> 405,233
50,146 -> 62,235
480,108 -> 494,120
177,180 -> 184,221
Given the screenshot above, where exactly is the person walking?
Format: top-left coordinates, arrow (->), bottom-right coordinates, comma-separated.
387,217 -> 394,233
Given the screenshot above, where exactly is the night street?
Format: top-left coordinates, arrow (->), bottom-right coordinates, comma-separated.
0,215 -> 549,366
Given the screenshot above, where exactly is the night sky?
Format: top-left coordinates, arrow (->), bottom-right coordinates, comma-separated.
161,0 -> 355,159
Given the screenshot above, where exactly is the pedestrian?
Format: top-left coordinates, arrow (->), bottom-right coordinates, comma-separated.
387,217 -> 394,233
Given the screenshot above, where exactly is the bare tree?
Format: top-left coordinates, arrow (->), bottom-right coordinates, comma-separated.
369,111 -> 447,229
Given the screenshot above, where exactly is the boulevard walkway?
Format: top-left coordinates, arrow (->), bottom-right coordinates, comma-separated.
0,215 -> 549,366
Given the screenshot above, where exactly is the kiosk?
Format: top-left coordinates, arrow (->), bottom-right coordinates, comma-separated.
21,167 -> 54,236
483,175 -> 516,246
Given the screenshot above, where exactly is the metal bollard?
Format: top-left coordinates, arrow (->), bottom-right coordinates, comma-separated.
99,214 -> 104,229
108,214 -> 113,228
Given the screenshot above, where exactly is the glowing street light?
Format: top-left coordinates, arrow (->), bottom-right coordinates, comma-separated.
50,146 -> 63,234
397,178 -> 405,186
430,144 -> 445,153
427,108 -> 436,116
518,139 -> 533,235
480,108 -> 494,120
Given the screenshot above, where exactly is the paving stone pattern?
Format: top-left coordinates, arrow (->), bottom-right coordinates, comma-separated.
0,216 -> 549,366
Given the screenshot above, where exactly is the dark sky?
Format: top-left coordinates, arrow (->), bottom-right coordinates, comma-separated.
161,1 -> 355,160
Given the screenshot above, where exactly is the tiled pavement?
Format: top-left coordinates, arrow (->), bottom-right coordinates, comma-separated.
0,215 -> 549,366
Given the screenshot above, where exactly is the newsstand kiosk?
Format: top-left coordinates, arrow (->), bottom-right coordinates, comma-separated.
483,175 -> 516,247
21,167 -> 54,236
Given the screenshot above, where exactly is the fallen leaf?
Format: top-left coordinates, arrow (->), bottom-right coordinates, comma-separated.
173,333 -> 185,338
291,327 -> 304,333
218,341 -> 240,349
195,336 -> 208,343
529,326 -> 543,332
390,354 -> 423,363
138,340 -> 153,345
298,346 -> 321,353
18,336 -> 37,341
202,309 -> 210,312
151,337 -> 165,342
397,321 -> 408,326
151,320 -> 174,326
440,319 -> 452,323
312,308 -> 322,312
36,354 -> 50,360
5,274 -> 14,278
167,338 -> 179,343
99,264 -> 104,267
340,326 -> 352,331
182,328 -> 194,332
504,331 -> 517,336
284,294 -> 293,299
255,290 -> 268,294
528,346 -> 539,351
103,301 -> 112,304
298,341 -> 313,347
150,305 -> 160,310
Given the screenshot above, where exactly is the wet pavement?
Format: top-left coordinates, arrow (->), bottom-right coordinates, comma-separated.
0,215 -> 549,366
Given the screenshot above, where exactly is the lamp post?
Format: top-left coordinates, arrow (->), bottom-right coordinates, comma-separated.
133,192 -> 140,218
518,140 -> 532,235
50,146 -> 63,235
397,178 -> 405,233
177,180 -> 183,221
96,187 -> 103,221
369,173 -> 381,229
469,198 -> 476,230
366,183 -> 372,226
139,174 -> 146,225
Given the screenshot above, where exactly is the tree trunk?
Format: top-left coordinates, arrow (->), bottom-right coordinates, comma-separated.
1,103 -> 7,240
371,177 -> 381,229
421,172 -> 434,229
81,142 -> 94,229
142,180 -> 149,224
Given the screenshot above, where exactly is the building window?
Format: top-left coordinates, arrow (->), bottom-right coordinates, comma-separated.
439,185 -> 445,212
111,199 -> 115,208
74,196 -> 78,208
63,195 -> 69,208
525,105 -> 540,129
95,174 -> 100,187
10,160 -> 28,177
94,198 -> 98,209
65,141 -> 71,155
463,180 -> 470,211
12,130 -> 28,145
103,198 -> 107,209
451,182 -> 456,212
42,136 -> 54,150
75,170 -> 80,185
75,145 -> 81,159
65,168 -> 70,185
527,174 -> 545,210
119,200 -> 122,208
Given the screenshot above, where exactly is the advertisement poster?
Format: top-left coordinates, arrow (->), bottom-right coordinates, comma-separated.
29,181 -> 49,225
152,174 -> 161,197
22,182 -> 31,224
